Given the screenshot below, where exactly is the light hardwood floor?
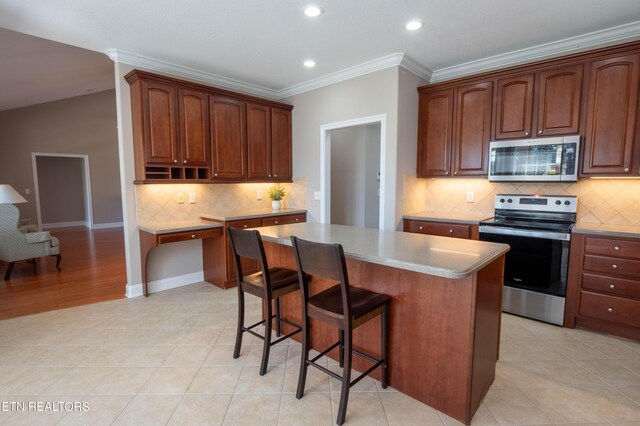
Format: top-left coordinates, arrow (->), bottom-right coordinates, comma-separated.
0,226 -> 126,320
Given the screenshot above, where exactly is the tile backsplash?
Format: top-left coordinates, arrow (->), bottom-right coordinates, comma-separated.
136,178 -> 307,224
404,174 -> 640,225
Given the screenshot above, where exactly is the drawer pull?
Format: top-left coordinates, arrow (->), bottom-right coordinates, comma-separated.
191,234 -> 196,239
613,246 -> 620,251
243,225 -> 248,228
274,220 -> 279,224
612,264 -> 618,269
295,218 -> 299,222
607,307 -> 614,313
419,226 -> 423,230
449,229 -> 453,233
609,284 -> 616,289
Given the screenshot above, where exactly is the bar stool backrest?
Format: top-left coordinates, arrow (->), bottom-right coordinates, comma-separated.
227,227 -> 271,297
291,236 -> 352,327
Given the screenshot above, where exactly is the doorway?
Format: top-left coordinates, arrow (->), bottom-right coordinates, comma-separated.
320,115 -> 387,229
32,153 -> 93,229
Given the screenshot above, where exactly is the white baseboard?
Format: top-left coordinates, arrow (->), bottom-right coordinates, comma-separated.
42,221 -> 89,229
125,271 -> 204,298
92,222 -> 124,229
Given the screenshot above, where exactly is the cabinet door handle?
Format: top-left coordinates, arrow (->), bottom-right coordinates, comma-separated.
609,284 -> 616,289
445,171 -> 449,175
613,246 -> 620,251
538,130 -> 542,134
173,160 -> 178,164
624,168 -> 630,172
524,132 -> 529,136
607,307 -> 614,313
268,174 -> 271,177
612,264 -> 618,269
214,173 -> 218,177
274,174 -> 277,177
183,160 -> 187,164
454,171 -> 458,175
191,234 -> 196,239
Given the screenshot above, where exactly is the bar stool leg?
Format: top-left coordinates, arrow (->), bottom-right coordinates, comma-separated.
296,316 -> 310,399
233,289 -> 245,359
336,329 -> 353,426
260,299 -> 273,376
275,297 -> 282,337
381,303 -> 389,389
338,329 -> 345,368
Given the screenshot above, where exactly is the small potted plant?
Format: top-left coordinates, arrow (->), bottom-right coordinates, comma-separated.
268,184 -> 285,210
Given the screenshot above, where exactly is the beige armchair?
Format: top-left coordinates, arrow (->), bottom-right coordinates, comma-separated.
0,204 -> 61,280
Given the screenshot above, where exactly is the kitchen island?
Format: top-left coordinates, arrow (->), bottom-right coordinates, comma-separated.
257,223 -> 509,424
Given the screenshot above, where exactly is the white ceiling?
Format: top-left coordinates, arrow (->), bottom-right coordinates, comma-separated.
1,0 -> 640,108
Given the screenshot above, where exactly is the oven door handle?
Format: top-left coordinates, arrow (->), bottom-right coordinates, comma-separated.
479,225 -> 571,241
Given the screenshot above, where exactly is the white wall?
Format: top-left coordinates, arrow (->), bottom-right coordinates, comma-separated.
330,126 -> 366,227
364,123 -> 381,229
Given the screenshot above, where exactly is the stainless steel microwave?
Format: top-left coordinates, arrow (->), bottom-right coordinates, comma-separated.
488,135 -> 580,182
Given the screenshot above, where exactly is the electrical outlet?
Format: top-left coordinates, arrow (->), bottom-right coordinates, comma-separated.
177,192 -> 185,204
24,188 -> 30,195
313,191 -> 321,201
257,190 -> 263,200
466,191 -> 475,203
189,192 -> 197,204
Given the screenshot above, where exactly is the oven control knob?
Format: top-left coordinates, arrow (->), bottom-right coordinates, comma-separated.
555,200 -> 562,205
564,201 -> 571,206
499,198 -> 505,203
507,198 -> 513,203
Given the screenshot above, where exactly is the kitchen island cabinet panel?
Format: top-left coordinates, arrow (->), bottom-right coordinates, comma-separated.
258,223 -> 507,424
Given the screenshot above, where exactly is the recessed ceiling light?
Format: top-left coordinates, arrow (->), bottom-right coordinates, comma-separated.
405,20 -> 424,31
304,5 -> 324,17
303,60 -> 316,68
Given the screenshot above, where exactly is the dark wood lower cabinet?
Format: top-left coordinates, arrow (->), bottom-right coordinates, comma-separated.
403,219 -> 479,240
203,213 -> 306,288
565,232 -> 640,341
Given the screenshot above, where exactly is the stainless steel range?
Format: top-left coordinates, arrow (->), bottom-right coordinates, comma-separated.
479,194 -> 577,325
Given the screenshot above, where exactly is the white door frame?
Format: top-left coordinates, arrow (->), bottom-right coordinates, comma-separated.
31,152 -> 94,229
320,114 -> 387,229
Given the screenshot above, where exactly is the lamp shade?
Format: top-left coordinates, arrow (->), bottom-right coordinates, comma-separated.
0,185 -> 27,204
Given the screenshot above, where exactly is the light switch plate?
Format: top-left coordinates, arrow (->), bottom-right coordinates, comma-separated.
257,190 -> 263,200
177,192 -> 185,204
24,188 -> 30,195
189,192 -> 197,204
466,191 -> 475,203
313,191 -> 321,201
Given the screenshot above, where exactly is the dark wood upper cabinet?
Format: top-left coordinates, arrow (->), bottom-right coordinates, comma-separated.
536,64 -> 583,136
246,102 -> 271,179
453,82 -> 493,176
209,96 -> 247,180
141,80 -> 179,165
271,107 -> 293,181
417,89 -> 453,177
178,89 -> 210,168
582,53 -> 640,175
494,74 -> 535,140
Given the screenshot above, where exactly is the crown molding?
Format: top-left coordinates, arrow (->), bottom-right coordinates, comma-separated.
105,49 -> 279,99
430,20 -> 640,83
276,53 -> 406,99
399,55 -> 433,82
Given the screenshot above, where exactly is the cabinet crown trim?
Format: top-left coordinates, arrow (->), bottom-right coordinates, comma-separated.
428,21 -> 640,84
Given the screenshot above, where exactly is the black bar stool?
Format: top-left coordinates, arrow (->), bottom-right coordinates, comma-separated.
291,236 -> 390,425
227,227 -> 302,375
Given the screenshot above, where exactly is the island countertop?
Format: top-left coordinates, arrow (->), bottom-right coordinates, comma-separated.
257,222 -> 509,279
201,208 -> 307,222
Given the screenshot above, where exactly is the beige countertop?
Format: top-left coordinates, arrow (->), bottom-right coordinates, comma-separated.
201,208 -> 307,222
138,220 -> 223,235
573,223 -> 640,239
258,223 -> 509,279
403,211 -> 491,225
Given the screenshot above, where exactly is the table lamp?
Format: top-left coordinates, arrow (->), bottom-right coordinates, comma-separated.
0,185 -> 27,204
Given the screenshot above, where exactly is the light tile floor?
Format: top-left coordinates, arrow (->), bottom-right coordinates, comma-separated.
1,283 -> 640,425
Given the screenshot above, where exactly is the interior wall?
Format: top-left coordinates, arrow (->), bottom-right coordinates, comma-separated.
330,126 -> 366,227
283,67 -> 400,229
364,123 -> 381,228
0,90 -> 123,226
36,156 -> 86,224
